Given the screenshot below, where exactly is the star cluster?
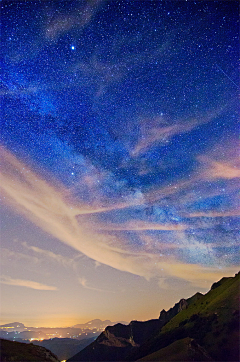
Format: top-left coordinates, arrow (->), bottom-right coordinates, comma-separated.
0,0 -> 239,326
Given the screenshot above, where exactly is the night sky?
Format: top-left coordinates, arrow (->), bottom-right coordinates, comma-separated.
1,0 -> 239,327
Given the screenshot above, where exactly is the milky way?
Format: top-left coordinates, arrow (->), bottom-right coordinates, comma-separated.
1,0 -> 239,326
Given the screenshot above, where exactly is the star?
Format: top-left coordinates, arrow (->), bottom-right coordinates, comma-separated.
1,0 -> 239,328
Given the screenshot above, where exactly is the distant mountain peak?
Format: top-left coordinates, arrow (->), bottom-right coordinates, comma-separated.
72,319 -> 127,329
0,322 -> 25,328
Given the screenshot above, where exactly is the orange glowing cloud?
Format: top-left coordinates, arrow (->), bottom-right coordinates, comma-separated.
188,210 -> 240,218
144,179 -> 193,204
0,147 -> 157,279
93,221 -> 187,231
131,107 -> 226,157
142,152 -> 239,205
1,147 -> 238,288
0,275 -> 57,291
199,156 -> 240,180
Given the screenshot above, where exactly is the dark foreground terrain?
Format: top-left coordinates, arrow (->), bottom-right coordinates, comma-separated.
1,272 -> 239,362
0,338 -> 59,362
68,272 -> 239,362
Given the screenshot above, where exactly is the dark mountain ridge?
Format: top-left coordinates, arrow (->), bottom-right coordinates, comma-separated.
71,319 -> 165,361
158,291 -> 203,326
0,338 -> 60,362
68,272 -> 239,362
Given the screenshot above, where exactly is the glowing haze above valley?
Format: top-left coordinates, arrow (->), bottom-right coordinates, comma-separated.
1,0 -> 239,327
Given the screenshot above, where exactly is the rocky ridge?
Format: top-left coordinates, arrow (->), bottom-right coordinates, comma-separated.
67,272 -> 239,361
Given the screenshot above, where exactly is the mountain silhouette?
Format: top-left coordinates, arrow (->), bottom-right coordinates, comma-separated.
67,271 -> 239,362
0,338 -> 60,362
72,319 -> 127,329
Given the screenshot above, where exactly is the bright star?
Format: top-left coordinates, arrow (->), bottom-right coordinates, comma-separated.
71,45 -> 75,50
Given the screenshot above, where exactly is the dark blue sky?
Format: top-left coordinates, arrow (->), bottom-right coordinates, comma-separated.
1,0 -> 239,326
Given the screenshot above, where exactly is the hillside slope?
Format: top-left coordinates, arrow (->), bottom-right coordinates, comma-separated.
0,338 -> 60,362
68,272 -> 239,362
131,272 -> 240,361
138,337 -> 213,361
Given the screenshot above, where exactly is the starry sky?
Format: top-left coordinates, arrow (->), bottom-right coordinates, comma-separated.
1,0 -> 239,327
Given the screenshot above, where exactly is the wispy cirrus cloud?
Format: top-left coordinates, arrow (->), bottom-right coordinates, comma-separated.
198,156 -> 240,180
93,220 -> 187,231
0,275 -> 57,291
143,152 -> 240,205
0,147 -> 155,279
0,248 -> 39,265
1,147 -> 239,288
78,277 -> 114,293
187,210 -> 240,218
45,0 -> 105,40
21,242 -> 79,270
131,107 -> 226,157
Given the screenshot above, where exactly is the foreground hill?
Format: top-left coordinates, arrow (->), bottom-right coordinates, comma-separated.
68,271 -> 239,361
0,338 -> 60,362
138,337 -> 212,361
